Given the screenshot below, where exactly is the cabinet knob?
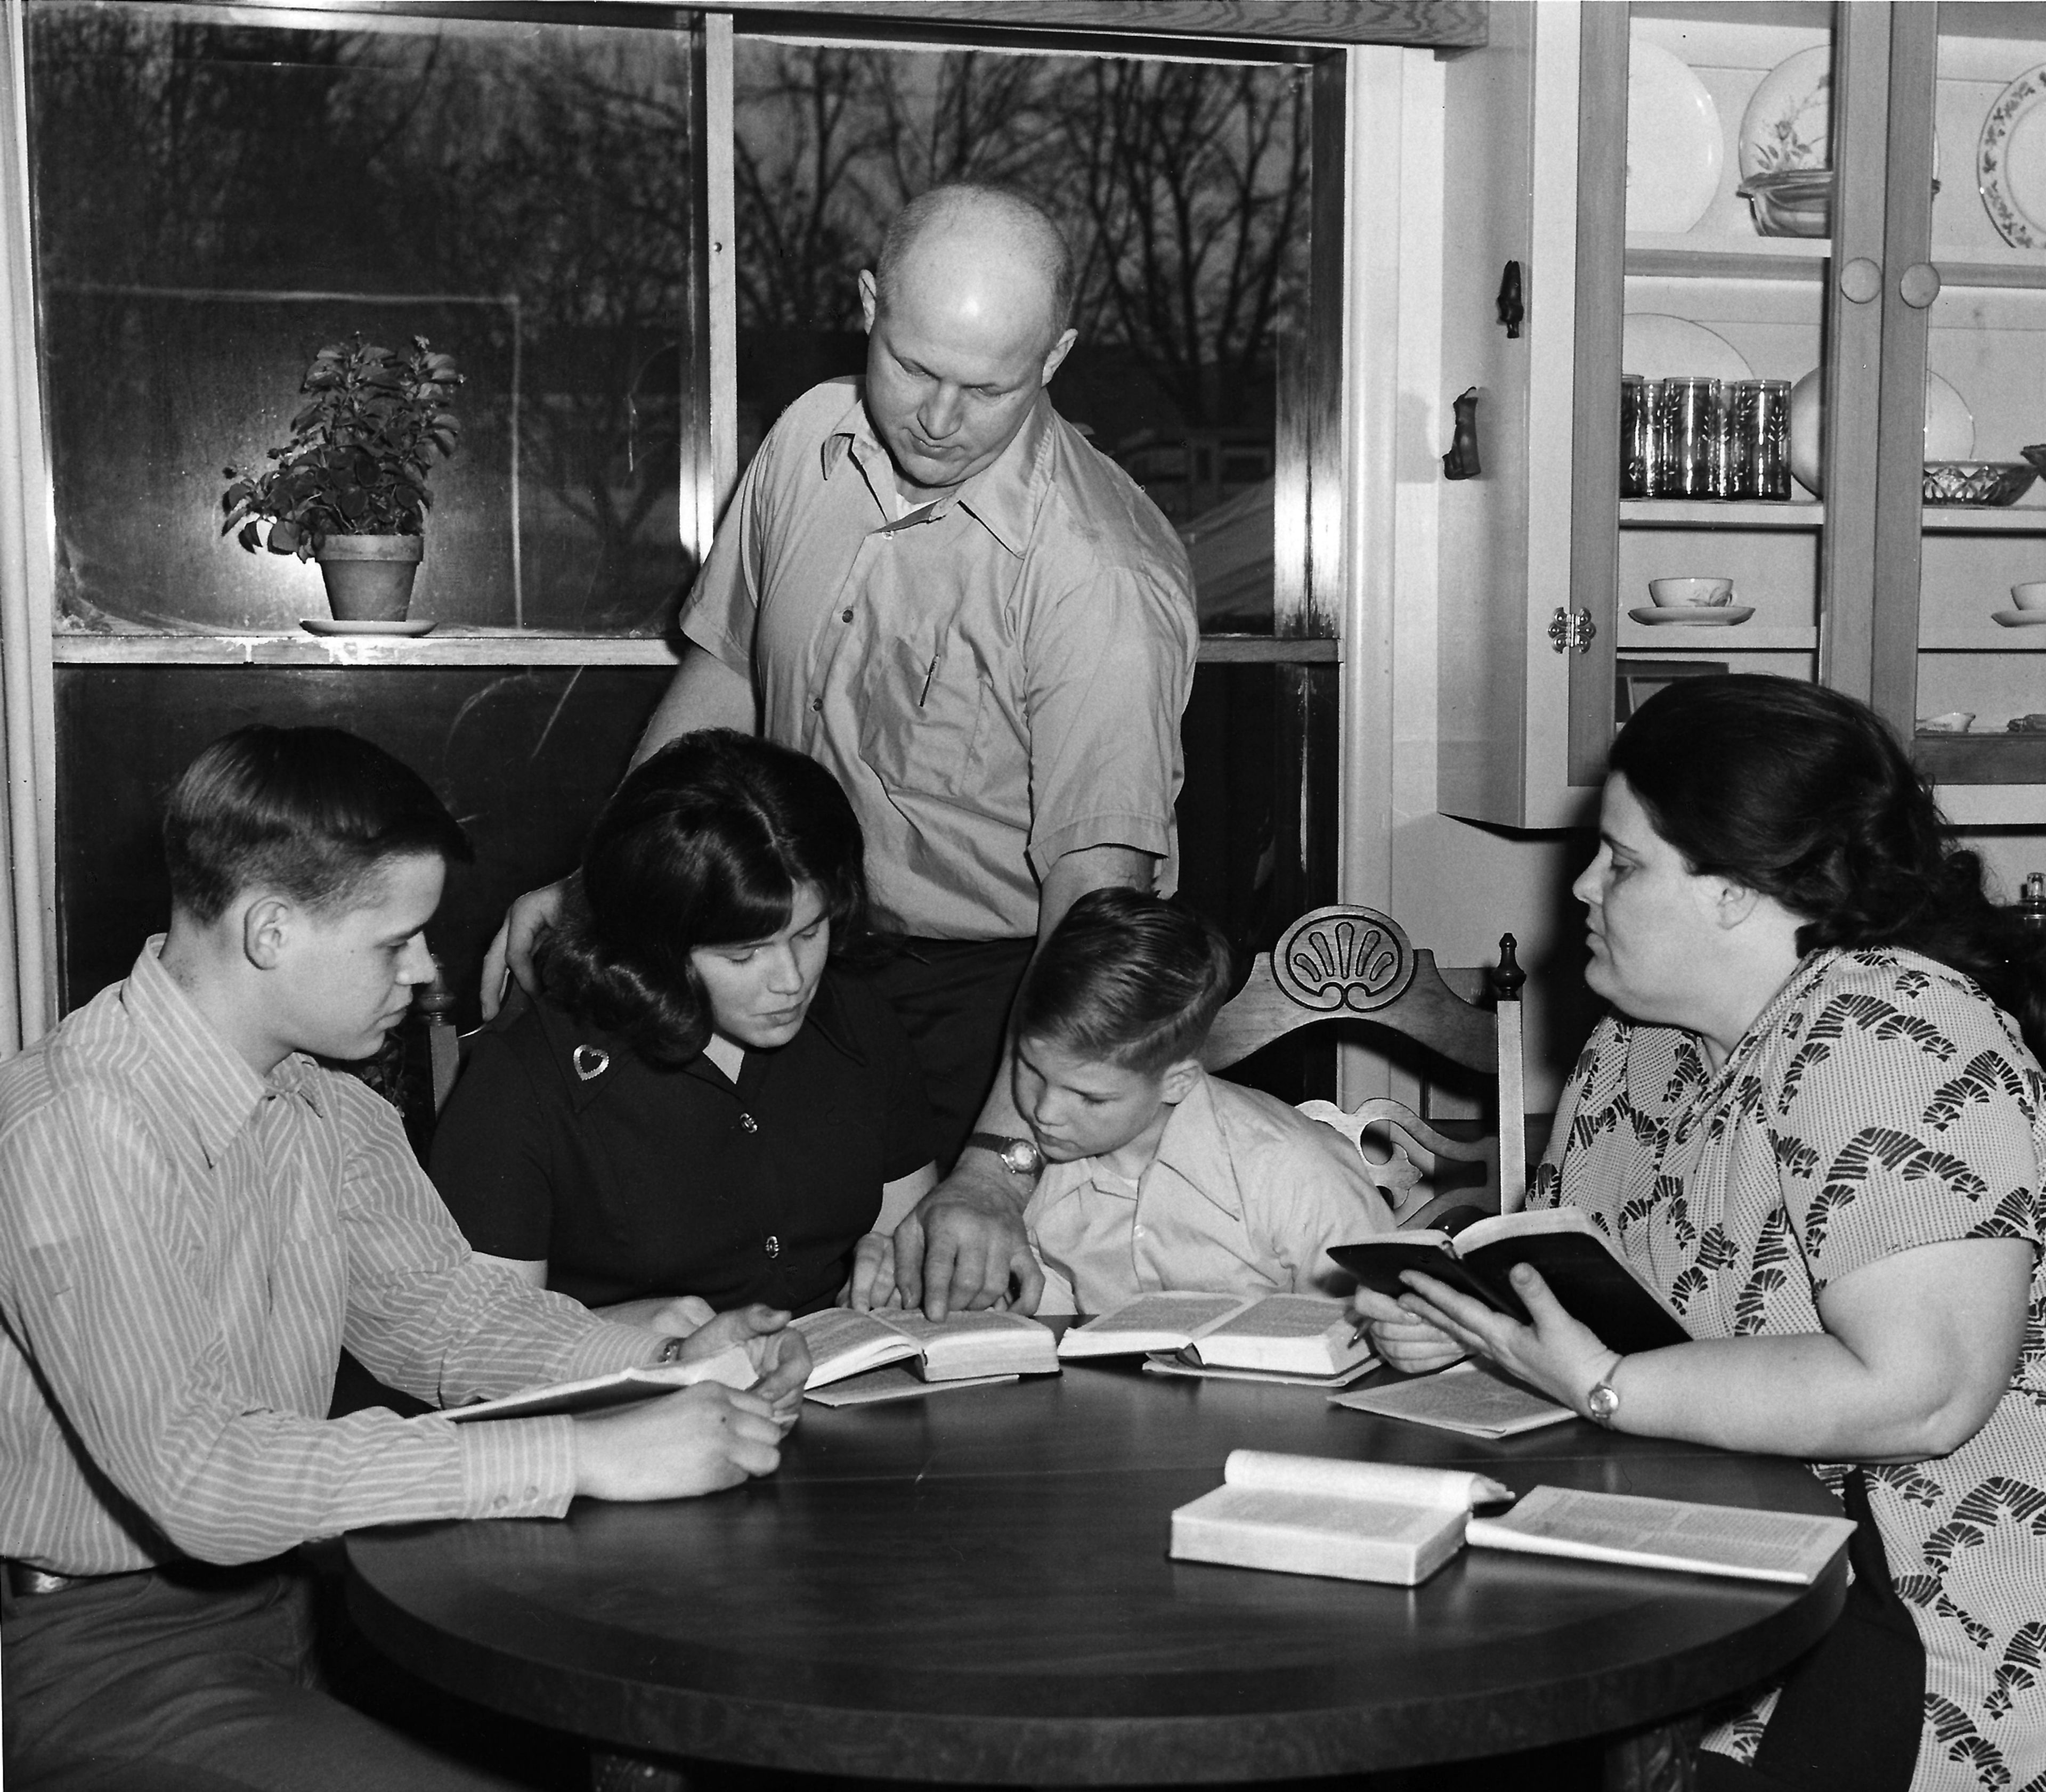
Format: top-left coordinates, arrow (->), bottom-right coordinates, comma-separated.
1839,258 -> 1882,304
1547,607 -> 1595,655
1898,262 -> 1942,309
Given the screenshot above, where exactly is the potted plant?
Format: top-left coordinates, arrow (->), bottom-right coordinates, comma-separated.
222,334 -> 462,623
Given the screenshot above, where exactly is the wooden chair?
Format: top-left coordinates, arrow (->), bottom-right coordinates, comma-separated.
1200,905 -> 1528,1230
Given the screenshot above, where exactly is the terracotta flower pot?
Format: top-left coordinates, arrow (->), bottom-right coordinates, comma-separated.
316,535 -> 424,623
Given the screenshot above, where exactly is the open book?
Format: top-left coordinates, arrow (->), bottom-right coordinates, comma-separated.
793,1306 -> 1060,1395
1170,1449 -> 1511,1586
1059,1291 -> 1374,1379
439,1344 -> 757,1423
1171,1452 -> 1855,1589
1329,1207 -> 1689,1355
1331,1361 -> 1575,1438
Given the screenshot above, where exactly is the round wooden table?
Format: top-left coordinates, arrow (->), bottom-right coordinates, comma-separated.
346,1360 -> 1846,1783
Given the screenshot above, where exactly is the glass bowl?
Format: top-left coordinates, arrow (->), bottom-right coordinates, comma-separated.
1736,169 -> 1832,238
1921,461 -> 2038,507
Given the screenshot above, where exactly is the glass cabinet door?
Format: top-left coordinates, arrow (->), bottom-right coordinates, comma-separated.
1884,2 -> 2046,816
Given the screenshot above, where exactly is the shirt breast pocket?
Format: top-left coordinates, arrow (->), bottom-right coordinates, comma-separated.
858,632 -> 989,798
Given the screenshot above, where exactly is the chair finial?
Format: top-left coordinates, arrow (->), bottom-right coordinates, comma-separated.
1492,933 -> 1525,1003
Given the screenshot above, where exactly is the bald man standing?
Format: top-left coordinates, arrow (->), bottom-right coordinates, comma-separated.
489,184 -> 1196,1320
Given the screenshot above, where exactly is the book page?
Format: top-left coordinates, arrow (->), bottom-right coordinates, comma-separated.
439,1346 -> 756,1423
1068,1291 -> 1251,1341
876,1308 -> 1046,1343
790,1308 -> 922,1385
1330,1363 -> 1573,1436
1467,1486 -> 1856,1584
1222,1448 -> 1510,1512
1197,1484 -> 1460,1545
1202,1294 -> 1352,1339
803,1367 -> 1019,1406
874,1308 -> 1059,1378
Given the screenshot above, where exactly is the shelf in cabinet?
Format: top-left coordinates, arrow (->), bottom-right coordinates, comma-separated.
1923,631 -> 2046,651
1922,508 -> 2046,534
1626,235 -> 1828,282
1913,733 -> 2046,786
1931,260 -> 2046,294
1620,500 -> 1823,531
1618,624 -> 1817,651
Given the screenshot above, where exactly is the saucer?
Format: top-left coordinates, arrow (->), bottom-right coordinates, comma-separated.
1991,609 -> 2046,628
301,617 -> 436,637
1627,605 -> 1755,626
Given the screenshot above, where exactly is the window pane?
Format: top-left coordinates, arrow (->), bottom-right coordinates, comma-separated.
29,4 -> 701,634
731,40 -> 1310,632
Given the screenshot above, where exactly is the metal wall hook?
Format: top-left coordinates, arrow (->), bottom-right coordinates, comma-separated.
1442,386 -> 1481,480
1496,261 -> 1523,337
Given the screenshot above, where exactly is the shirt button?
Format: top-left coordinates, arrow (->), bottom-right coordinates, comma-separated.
764,1235 -> 781,1258
1133,1225 -> 1145,1239
840,608 -> 854,622
739,1112 -> 758,1134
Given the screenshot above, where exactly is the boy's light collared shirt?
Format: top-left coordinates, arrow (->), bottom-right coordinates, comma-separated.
1024,1067 -> 1394,1317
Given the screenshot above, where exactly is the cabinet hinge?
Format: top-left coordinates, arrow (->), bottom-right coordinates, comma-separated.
1548,607 -> 1595,655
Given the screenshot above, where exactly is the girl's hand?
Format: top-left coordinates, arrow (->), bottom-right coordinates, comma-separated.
1395,1264 -> 1619,1413
1347,1285 -> 1467,1375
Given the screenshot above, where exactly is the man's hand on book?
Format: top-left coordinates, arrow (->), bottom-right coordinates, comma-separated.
1392,1263 -> 1618,1418
841,1233 -> 907,1313
572,1384 -> 784,1500
1346,1285 -> 1468,1375
678,1302 -> 811,1425
892,1162 -> 1042,1321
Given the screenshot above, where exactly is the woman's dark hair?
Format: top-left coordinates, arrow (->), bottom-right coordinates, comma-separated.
164,723 -> 470,922
1014,888 -> 1236,1074
540,730 -> 873,1066
1610,674 -> 2046,1056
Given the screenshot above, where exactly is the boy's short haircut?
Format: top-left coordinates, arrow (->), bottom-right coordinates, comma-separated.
1015,889 -> 1236,1074
164,724 -> 472,923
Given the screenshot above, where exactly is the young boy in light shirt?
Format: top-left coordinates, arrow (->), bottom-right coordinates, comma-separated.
1012,889 -> 1393,1316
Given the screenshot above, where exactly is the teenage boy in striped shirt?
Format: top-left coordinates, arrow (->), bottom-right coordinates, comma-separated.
0,724 -> 808,1790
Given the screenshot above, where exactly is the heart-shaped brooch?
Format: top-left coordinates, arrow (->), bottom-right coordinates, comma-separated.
572,1045 -> 611,1082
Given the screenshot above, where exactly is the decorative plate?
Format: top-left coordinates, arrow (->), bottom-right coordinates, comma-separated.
1627,606 -> 1756,626
1621,314 -> 1753,382
301,617 -> 437,637
1979,62 -> 2046,249
1627,37 -> 1723,234
1923,372 -> 1975,462
1739,45 -> 1831,180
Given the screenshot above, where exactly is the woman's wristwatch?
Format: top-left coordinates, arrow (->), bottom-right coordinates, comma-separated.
1584,1354 -> 1626,1427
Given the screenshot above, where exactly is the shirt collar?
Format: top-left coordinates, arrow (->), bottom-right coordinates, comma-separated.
822,382 -> 1053,558
123,936 -> 327,1168
543,973 -> 868,1113
1147,1070 -> 1244,1221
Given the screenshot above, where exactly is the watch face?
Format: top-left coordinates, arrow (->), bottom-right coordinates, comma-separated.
1002,1141 -> 1044,1175
1587,1382 -> 1620,1424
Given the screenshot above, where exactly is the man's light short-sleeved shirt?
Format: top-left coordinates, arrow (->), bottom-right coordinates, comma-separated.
1024,1069 -> 1395,1316
682,379 -> 1197,940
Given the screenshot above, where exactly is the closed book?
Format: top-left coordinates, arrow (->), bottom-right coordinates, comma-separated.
1168,1449 -> 1512,1587
1329,1207 -> 1688,1356
1330,1362 -> 1575,1437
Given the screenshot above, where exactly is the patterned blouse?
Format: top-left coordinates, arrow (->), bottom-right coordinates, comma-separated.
1534,948 -> 2046,1792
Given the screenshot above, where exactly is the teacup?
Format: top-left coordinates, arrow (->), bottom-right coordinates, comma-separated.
2012,583 -> 2046,611
1647,576 -> 1735,608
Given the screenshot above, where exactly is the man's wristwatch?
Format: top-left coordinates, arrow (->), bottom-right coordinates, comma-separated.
965,1132 -> 1045,1178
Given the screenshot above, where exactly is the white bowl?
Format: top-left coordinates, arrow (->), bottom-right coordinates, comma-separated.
1648,577 -> 1735,608
1918,712 -> 1975,734
2012,582 -> 2046,611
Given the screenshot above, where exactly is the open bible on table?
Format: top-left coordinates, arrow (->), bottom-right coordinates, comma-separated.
1058,1291 -> 1375,1382
1170,1451 -> 1855,1588
1329,1205 -> 1690,1356
793,1306 -> 1060,1403
436,1345 -> 758,1423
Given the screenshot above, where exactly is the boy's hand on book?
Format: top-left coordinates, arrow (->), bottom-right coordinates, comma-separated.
572,1383 -> 784,1500
1395,1263 -> 1617,1418
1347,1286 -> 1468,1375
679,1303 -> 810,1425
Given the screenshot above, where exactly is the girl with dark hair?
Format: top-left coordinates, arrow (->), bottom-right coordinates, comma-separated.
432,731 -> 937,1324
1354,677 -> 2046,1792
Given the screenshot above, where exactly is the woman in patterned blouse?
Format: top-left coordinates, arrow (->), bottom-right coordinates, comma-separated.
1353,676 -> 2046,1792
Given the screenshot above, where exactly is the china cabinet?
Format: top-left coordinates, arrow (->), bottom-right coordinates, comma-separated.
1442,0 -> 2046,828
